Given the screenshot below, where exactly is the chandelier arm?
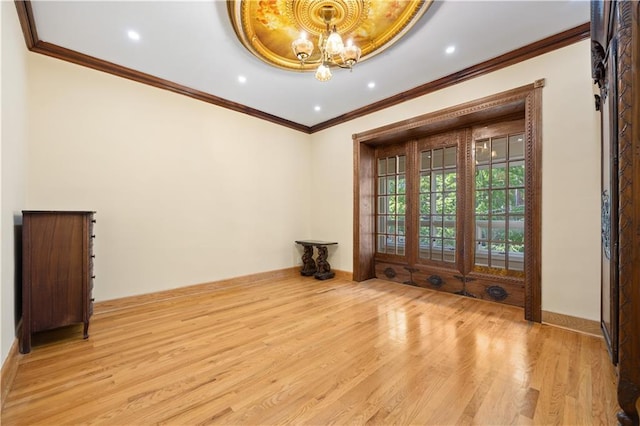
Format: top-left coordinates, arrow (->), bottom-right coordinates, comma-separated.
299,58 -> 324,66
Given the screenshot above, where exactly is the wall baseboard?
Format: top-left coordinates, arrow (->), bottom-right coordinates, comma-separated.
542,311 -> 602,337
1,338 -> 20,409
94,267 -> 302,314
95,267 -> 355,314
333,269 -> 353,281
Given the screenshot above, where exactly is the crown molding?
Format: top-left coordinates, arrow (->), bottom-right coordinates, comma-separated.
14,0 -> 588,134
310,22 -> 590,133
13,0 -> 310,134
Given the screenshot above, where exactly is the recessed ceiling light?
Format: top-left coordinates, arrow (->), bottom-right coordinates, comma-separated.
445,45 -> 456,54
314,105 -> 321,112
127,30 -> 140,41
238,75 -> 247,84
368,81 -> 376,89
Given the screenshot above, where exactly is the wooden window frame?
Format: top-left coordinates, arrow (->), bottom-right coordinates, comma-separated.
374,144 -> 411,261
353,82 -> 543,322
469,119 -> 527,277
414,131 -> 466,271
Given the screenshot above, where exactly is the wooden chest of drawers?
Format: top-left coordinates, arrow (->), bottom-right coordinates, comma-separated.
20,211 -> 95,354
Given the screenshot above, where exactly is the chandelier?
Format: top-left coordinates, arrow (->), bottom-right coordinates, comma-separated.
227,0 -> 432,78
291,5 -> 361,82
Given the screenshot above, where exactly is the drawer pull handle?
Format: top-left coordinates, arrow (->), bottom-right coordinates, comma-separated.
91,275 -> 96,279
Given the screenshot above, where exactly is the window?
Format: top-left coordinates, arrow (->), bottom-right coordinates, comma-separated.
354,82 -> 543,320
371,120 -> 528,307
376,154 -> 407,255
474,132 -> 525,275
419,146 -> 457,263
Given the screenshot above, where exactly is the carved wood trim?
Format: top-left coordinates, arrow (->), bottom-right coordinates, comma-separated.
14,0 -> 587,134
354,84 -> 533,145
353,83 -> 542,322
461,128 -> 474,276
524,86 -> 543,323
615,1 -> 640,424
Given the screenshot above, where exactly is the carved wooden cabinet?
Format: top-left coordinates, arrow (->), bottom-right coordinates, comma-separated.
20,211 -> 96,354
591,1 -> 640,424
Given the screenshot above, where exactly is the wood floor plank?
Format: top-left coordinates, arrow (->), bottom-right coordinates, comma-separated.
1,277 -> 619,425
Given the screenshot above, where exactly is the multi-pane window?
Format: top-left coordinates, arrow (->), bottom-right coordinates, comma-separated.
366,118 -> 533,310
376,155 -> 406,255
419,146 -> 457,263
474,133 -> 525,272
373,123 -> 526,279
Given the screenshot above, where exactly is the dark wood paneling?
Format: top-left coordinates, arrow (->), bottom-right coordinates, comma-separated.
592,1 -> 640,424
524,83 -> 543,323
374,261 -> 525,308
615,1 -> 640,424
353,141 -> 376,281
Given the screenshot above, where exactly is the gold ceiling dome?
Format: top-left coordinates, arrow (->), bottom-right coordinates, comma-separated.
228,0 -> 431,78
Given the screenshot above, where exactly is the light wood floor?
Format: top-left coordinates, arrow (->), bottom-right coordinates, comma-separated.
2,276 -> 619,425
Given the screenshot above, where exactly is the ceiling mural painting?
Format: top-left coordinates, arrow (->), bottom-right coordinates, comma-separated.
228,0 -> 431,71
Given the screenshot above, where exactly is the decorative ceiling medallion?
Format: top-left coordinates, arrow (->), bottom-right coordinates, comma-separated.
228,0 -> 431,71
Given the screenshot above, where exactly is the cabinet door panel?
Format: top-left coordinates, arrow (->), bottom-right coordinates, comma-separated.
599,37 -> 619,364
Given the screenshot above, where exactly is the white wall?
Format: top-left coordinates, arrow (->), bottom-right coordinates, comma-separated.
1,2 -> 29,365
310,40 -> 601,321
1,20 -> 600,373
26,54 -> 312,302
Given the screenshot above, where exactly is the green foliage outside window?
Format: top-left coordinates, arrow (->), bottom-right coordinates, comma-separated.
475,160 -> 525,254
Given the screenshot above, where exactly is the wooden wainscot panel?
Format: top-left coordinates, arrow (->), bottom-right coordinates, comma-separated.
410,265 -> 465,295
375,262 -> 412,286
375,262 -> 524,308
462,278 -> 525,308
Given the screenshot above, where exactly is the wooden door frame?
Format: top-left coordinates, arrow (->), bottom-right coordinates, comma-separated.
353,81 -> 544,322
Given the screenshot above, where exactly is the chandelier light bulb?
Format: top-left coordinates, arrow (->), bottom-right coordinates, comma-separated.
315,63 -> 332,82
292,32 -> 314,62
325,28 -> 344,56
341,38 -> 361,68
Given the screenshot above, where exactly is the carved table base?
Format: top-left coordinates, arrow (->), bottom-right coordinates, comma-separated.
295,240 -> 338,280
314,245 -> 335,280
300,245 -> 317,276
